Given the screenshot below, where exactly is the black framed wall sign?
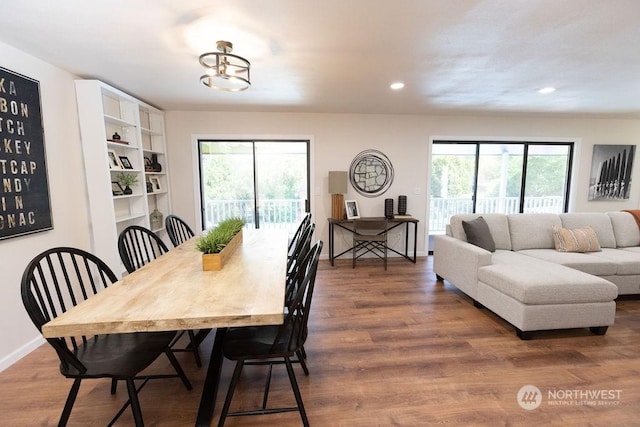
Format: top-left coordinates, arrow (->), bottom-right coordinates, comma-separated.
0,67 -> 53,240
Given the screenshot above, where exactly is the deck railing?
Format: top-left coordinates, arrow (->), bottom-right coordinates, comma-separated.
204,198 -> 306,231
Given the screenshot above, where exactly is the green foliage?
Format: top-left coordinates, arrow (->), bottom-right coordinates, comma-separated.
116,172 -> 138,187
196,217 -> 245,254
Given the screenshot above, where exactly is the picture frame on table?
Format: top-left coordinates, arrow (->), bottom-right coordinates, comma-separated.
119,155 -> 133,169
107,150 -> 123,169
111,181 -> 124,196
345,199 -> 360,219
149,176 -> 162,192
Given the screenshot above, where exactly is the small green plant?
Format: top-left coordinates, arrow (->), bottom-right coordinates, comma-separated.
196,217 -> 245,254
116,172 -> 139,187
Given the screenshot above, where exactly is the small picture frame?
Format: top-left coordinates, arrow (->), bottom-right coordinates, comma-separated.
144,156 -> 154,172
107,150 -> 123,169
149,177 -> 162,192
111,181 -> 124,196
345,200 -> 360,219
119,155 -> 133,169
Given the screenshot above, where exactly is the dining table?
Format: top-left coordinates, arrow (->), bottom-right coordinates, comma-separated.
42,228 -> 287,427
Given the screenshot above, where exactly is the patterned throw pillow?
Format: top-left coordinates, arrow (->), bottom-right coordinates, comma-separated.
552,225 -> 601,253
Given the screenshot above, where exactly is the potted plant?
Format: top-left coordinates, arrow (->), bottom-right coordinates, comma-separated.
116,172 -> 138,195
196,217 -> 245,270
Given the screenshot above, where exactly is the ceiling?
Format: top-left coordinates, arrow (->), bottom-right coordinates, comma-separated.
2,0 -> 640,117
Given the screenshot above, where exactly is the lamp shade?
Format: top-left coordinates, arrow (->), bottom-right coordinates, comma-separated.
328,171 -> 348,194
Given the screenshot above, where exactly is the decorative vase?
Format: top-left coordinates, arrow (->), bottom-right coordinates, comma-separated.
398,195 -> 407,215
384,198 -> 394,219
151,154 -> 162,172
150,208 -> 163,230
123,185 -> 133,195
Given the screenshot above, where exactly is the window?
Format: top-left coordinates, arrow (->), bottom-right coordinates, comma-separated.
429,140 -> 573,237
198,140 -> 310,232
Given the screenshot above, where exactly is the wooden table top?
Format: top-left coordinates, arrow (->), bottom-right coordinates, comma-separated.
42,229 -> 287,338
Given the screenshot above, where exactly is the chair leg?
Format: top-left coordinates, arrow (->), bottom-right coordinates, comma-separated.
218,360 -> 245,427
296,349 -> 310,375
126,379 -> 144,427
187,330 -> 202,367
59,378 -> 82,427
299,345 -> 307,359
111,379 -> 118,395
164,350 -> 192,390
285,357 -> 309,427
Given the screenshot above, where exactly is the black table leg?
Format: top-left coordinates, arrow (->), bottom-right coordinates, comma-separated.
195,327 -> 227,426
329,222 -> 335,266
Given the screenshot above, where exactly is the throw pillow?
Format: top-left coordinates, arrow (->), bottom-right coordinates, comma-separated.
462,216 -> 496,252
552,225 -> 601,253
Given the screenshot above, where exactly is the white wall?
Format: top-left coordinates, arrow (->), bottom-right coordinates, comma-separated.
0,42 -> 91,370
165,111 -> 640,256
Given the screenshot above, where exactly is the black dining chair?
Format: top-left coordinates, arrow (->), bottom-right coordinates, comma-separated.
21,247 -> 192,427
352,218 -> 388,270
118,225 -> 204,367
286,221 -> 315,297
287,213 -> 312,258
165,214 -> 195,247
285,222 -> 315,372
117,225 -> 170,273
218,240 -> 323,427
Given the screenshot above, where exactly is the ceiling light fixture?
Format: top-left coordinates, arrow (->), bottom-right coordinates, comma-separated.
199,40 -> 251,92
538,87 -> 556,94
390,82 -> 405,90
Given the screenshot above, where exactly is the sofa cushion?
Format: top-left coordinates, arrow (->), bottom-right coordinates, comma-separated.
517,248 -> 618,276
607,211 -> 640,247
478,260 -> 617,305
462,217 -> 495,252
508,214 -> 561,251
589,248 -> 640,275
559,213 -> 616,248
552,225 -> 601,253
449,214 -> 511,250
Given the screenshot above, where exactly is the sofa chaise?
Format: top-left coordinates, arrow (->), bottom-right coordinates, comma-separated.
433,212 -> 640,339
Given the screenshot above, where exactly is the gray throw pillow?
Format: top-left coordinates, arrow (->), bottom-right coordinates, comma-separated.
462,216 -> 496,252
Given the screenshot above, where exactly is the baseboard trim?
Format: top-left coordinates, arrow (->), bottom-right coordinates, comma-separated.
0,336 -> 45,373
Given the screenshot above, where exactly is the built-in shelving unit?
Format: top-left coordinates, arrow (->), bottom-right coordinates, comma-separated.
75,80 -> 171,274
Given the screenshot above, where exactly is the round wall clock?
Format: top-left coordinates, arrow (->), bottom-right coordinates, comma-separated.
349,149 -> 394,197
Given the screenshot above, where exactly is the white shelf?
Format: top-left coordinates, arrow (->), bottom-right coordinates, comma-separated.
115,212 -> 147,223
75,80 -> 172,273
104,114 -> 137,127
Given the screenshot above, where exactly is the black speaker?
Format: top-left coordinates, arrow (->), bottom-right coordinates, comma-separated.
398,195 -> 407,215
384,198 -> 394,219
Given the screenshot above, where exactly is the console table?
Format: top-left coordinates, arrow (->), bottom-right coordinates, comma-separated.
328,216 -> 419,265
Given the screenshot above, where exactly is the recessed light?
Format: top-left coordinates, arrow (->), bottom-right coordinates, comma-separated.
538,87 -> 556,94
390,82 -> 405,90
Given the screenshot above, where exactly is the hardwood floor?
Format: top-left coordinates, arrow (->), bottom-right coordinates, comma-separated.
2,256 -> 639,426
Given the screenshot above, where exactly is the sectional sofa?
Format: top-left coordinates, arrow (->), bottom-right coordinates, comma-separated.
433,212 -> 640,339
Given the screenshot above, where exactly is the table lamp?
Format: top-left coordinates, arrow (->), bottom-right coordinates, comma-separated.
328,171 -> 348,219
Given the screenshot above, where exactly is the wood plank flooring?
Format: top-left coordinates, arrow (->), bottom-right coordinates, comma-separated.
1,256 -> 639,426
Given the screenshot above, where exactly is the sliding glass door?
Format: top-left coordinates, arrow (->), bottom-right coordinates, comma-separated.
430,140 -> 573,237
199,140 -> 310,231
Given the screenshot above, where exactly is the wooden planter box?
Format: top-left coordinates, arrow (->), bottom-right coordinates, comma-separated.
202,230 -> 243,271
